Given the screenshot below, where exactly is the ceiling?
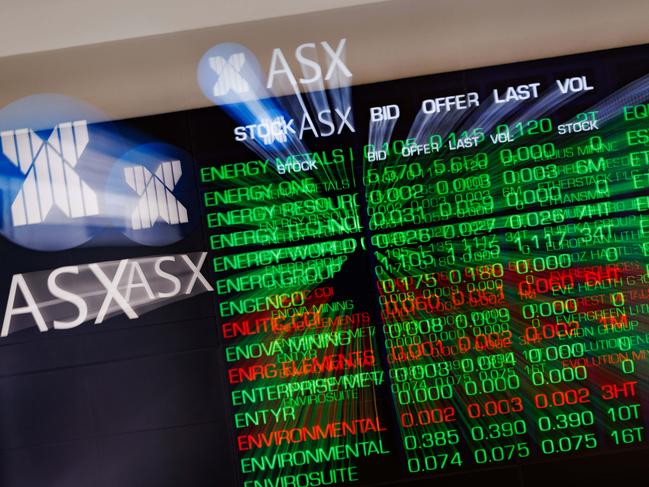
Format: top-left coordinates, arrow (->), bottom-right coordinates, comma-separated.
0,0 -> 384,58
1,0 -> 649,121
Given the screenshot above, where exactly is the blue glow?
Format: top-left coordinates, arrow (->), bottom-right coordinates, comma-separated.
0,95 -> 195,250
197,42 -> 355,183
0,95 -> 114,250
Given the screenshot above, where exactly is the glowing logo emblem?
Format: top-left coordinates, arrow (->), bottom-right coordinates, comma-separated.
209,53 -> 250,96
106,143 -> 195,246
0,120 -> 98,226
0,96 -> 196,250
124,160 -> 188,230
197,43 -> 267,105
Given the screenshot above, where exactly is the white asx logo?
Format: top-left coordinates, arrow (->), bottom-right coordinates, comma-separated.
209,53 -> 250,97
124,160 -> 188,230
0,120 -> 98,226
0,252 -> 213,338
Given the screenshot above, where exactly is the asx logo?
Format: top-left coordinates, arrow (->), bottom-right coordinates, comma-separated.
0,252 -> 213,338
265,38 -> 352,89
124,160 -> 189,230
0,123 -> 193,250
1,121 -> 98,226
209,52 -> 250,96
198,39 -> 352,105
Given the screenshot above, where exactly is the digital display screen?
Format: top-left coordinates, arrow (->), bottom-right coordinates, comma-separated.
1,42 -> 648,487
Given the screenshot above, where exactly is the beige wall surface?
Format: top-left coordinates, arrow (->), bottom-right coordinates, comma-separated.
0,0 -> 384,57
1,0 -> 648,121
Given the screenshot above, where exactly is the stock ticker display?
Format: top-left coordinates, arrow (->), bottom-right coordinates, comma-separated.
1,43 -> 649,487
199,43 -> 649,486
195,43 -> 649,486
